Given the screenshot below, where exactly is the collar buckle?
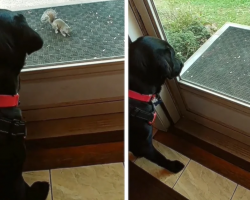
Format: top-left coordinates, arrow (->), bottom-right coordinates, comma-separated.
152,94 -> 162,106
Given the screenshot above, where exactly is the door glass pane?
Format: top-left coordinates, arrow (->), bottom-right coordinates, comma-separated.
1,0 -> 124,68
153,0 -> 250,103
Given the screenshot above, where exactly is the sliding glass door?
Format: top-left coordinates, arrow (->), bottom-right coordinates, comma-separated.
129,0 -> 250,145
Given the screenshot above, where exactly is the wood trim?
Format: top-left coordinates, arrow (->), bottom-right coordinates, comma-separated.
153,114 -> 168,131
129,161 -> 188,200
132,0 -> 158,37
128,3 -> 143,41
18,60 -> 124,121
152,127 -> 158,137
20,70 -> 124,110
21,60 -> 124,80
129,0 -> 148,36
26,130 -> 124,150
22,100 -> 124,122
168,118 -> 250,173
143,0 -> 165,39
24,142 -> 124,171
180,83 -> 250,117
154,130 -> 250,191
160,84 -> 181,123
179,93 -> 250,145
26,113 -> 124,140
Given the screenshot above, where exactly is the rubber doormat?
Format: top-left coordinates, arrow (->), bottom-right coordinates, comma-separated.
181,26 -> 250,103
16,0 -> 124,68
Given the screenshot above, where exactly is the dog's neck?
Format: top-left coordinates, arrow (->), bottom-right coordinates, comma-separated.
0,72 -> 19,95
129,75 -> 162,95
0,70 -> 21,120
0,75 -> 22,141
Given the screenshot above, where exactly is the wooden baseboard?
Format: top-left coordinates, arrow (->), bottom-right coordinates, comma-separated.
24,142 -> 124,171
154,130 -> 250,191
22,100 -> 124,122
25,112 -> 124,149
129,161 -> 187,200
171,118 -> 250,173
26,129 -> 123,149
26,113 -> 124,140
24,113 -> 124,170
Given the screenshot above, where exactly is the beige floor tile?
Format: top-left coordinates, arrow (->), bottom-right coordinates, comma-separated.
23,171 -> 52,200
51,163 -> 124,200
174,160 -> 237,200
134,140 -> 190,187
232,185 -> 250,200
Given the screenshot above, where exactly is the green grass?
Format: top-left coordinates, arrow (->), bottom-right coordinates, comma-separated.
155,0 -> 250,29
154,0 -> 250,62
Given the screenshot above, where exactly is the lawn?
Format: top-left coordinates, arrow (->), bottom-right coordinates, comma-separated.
154,0 -> 250,62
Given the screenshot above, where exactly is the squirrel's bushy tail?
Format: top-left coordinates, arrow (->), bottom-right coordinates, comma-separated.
41,9 -> 57,24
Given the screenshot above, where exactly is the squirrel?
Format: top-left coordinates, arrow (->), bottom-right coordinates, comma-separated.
41,9 -> 71,37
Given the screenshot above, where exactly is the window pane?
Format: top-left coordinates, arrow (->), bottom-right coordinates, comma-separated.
154,0 -> 250,103
2,0 -> 124,68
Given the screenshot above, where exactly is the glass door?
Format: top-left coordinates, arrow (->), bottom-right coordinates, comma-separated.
129,0 -> 250,145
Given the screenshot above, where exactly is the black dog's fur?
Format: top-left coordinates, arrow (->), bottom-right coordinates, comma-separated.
129,36 -> 184,173
0,9 -> 49,200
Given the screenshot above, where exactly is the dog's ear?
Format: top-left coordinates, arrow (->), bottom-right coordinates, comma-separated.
0,31 -> 15,60
14,14 -> 43,55
155,48 -> 173,77
22,26 -> 43,55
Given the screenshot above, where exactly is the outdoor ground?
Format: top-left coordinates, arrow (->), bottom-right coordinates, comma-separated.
154,0 -> 250,62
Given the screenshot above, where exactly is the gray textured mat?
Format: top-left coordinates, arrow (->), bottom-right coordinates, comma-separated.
16,0 -> 124,68
181,26 -> 250,103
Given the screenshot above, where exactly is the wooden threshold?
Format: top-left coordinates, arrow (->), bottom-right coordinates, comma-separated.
129,161 -> 187,200
171,118 -> 250,173
25,113 -> 124,149
154,130 -> 250,191
26,129 -> 123,149
24,142 -> 124,171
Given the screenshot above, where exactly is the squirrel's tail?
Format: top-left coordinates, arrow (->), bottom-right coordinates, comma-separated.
41,9 -> 57,24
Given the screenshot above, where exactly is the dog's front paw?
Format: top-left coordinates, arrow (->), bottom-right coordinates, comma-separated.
168,160 -> 185,173
28,181 -> 49,200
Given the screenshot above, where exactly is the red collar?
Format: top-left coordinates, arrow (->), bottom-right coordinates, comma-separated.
0,94 -> 19,108
129,90 -> 156,102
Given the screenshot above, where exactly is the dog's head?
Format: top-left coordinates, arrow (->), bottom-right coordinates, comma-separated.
129,36 -> 183,93
0,9 -> 43,74
0,9 -> 43,94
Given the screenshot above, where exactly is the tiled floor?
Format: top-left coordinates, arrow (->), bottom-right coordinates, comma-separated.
24,163 -> 124,200
135,140 -> 190,188
23,139 -> 250,200
24,171 -> 52,200
131,139 -> 250,200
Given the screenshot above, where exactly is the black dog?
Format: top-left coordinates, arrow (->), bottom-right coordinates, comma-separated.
129,36 -> 184,173
0,9 -> 49,200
